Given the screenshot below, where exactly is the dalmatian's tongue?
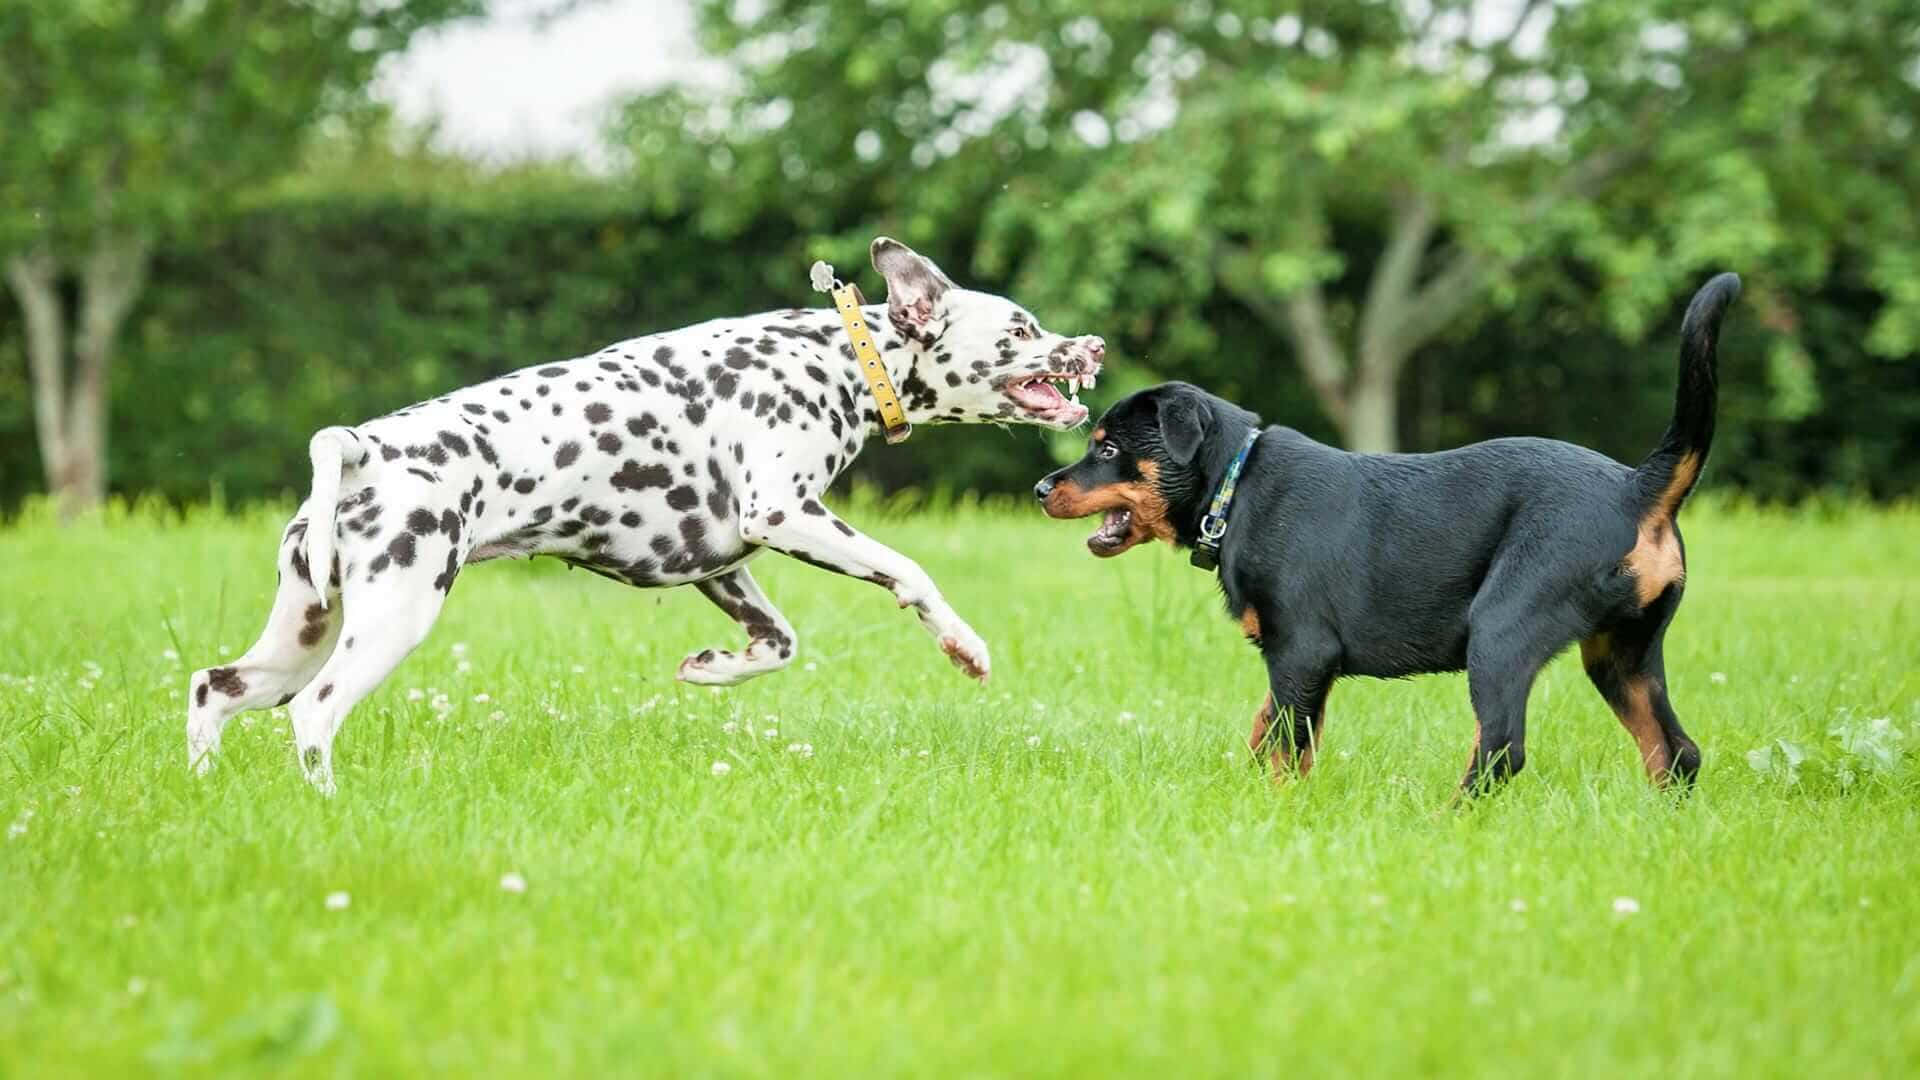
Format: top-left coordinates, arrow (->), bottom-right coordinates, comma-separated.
1005,373 -> 1090,425
1088,508 -> 1133,556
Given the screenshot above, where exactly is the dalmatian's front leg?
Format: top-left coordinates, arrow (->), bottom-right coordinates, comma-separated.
677,566 -> 798,686
739,501 -> 989,683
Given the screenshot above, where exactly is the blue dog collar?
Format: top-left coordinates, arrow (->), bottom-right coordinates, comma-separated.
1191,428 -> 1259,572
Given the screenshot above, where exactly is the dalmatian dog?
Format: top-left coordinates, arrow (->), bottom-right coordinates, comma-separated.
184,238 -> 1103,792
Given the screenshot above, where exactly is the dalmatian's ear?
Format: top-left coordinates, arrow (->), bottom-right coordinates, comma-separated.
870,237 -> 953,332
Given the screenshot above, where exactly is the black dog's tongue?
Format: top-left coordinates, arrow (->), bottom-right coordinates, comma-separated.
1087,508 -> 1132,555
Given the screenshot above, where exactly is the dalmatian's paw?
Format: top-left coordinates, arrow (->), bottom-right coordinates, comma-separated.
676,648 -> 760,687
938,629 -> 991,684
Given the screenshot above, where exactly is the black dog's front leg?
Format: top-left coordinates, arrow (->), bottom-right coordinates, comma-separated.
1251,633 -> 1339,780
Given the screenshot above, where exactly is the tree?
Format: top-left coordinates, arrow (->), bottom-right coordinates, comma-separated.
619,0 -> 1920,452
0,0 -> 482,517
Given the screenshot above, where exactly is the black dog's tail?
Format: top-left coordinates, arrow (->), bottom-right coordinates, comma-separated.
1633,272 -> 1741,519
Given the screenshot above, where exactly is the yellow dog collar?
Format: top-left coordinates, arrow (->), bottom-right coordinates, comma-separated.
812,261 -> 912,444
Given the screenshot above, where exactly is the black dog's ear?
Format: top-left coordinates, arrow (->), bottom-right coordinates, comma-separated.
1156,389 -> 1211,464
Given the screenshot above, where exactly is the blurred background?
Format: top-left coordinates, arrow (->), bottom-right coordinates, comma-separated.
3,0 -> 1916,519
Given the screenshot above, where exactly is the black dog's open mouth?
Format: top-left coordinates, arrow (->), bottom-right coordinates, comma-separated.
1088,508 -> 1133,556
1004,367 -> 1097,427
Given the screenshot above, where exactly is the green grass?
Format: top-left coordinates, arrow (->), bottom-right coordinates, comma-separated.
2,496 -> 1917,1077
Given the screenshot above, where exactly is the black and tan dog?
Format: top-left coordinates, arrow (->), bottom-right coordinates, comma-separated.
1035,273 -> 1741,793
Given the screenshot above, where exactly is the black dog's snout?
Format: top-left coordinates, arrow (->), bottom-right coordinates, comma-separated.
1033,477 -> 1055,501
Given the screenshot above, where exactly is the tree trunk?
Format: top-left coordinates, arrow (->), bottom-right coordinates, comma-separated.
2,234 -> 150,520
1342,367 -> 1400,454
4,251 -> 69,496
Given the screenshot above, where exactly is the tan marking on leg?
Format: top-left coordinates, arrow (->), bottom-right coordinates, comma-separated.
1249,691 -> 1328,781
1248,693 -> 1274,757
1239,607 -> 1261,642
1617,677 -> 1674,784
1457,722 -> 1483,797
1292,691 -> 1328,778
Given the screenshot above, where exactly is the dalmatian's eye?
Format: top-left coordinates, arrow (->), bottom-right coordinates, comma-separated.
1097,442 -> 1120,461
1010,324 -> 1036,341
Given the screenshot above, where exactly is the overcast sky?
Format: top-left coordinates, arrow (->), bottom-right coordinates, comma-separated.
375,0 -> 714,163
375,0 -> 1550,162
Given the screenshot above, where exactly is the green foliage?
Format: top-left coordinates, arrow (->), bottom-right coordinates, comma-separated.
612,0 -> 1920,452
1746,710 -> 1919,792
0,0 -> 485,249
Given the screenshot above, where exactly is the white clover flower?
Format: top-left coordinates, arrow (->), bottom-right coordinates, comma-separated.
499,872 -> 528,894
711,761 -> 732,776
1510,899 -> 1529,913
1027,735 -> 1042,748
406,688 -> 425,702
473,693 -> 491,704
451,642 -> 468,656
1612,897 -> 1640,915
1710,672 -> 1727,684
721,721 -> 738,734
324,891 -> 351,911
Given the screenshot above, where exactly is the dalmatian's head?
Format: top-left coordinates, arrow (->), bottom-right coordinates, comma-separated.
870,237 -> 1104,429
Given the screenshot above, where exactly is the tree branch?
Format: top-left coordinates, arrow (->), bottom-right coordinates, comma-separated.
1213,242 -> 1351,427
1356,189 -> 1437,374
1390,139 -> 1649,355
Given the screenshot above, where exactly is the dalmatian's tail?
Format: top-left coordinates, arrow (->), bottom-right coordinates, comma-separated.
303,427 -> 361,609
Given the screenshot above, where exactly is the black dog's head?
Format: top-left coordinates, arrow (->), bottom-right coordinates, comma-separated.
1033,381 -> 1259,556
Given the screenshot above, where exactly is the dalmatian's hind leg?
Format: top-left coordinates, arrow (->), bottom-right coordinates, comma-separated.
286,566 -> 450,795
677,567 -> 797,686
186,515 -> 341,773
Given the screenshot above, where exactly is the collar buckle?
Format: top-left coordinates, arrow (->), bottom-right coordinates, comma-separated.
1188,428 -> 1260,574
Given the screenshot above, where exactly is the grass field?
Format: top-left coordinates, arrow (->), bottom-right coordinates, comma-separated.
2,495 -> 1917,1077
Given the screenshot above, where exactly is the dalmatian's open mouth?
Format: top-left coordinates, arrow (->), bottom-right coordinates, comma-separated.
1004,365 -> 1099,427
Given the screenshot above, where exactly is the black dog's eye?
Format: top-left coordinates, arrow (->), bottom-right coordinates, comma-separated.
1097,442 -> 1119,461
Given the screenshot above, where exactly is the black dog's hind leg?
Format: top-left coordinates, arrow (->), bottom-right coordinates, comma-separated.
1252,634 -> 1338,780
1462,568 -> 1589,794
1581,597 -> 1701,788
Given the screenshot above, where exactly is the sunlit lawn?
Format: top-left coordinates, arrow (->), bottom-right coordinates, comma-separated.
2,496 -> 1916,1077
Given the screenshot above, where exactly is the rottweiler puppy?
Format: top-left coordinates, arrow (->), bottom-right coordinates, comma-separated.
1035,273 -> 1741,793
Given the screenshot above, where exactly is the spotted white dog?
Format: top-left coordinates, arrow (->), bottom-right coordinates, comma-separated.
185,238 -> 1104,791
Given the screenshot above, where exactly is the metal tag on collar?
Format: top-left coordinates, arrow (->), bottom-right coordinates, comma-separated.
1190,541 -> 1221,571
